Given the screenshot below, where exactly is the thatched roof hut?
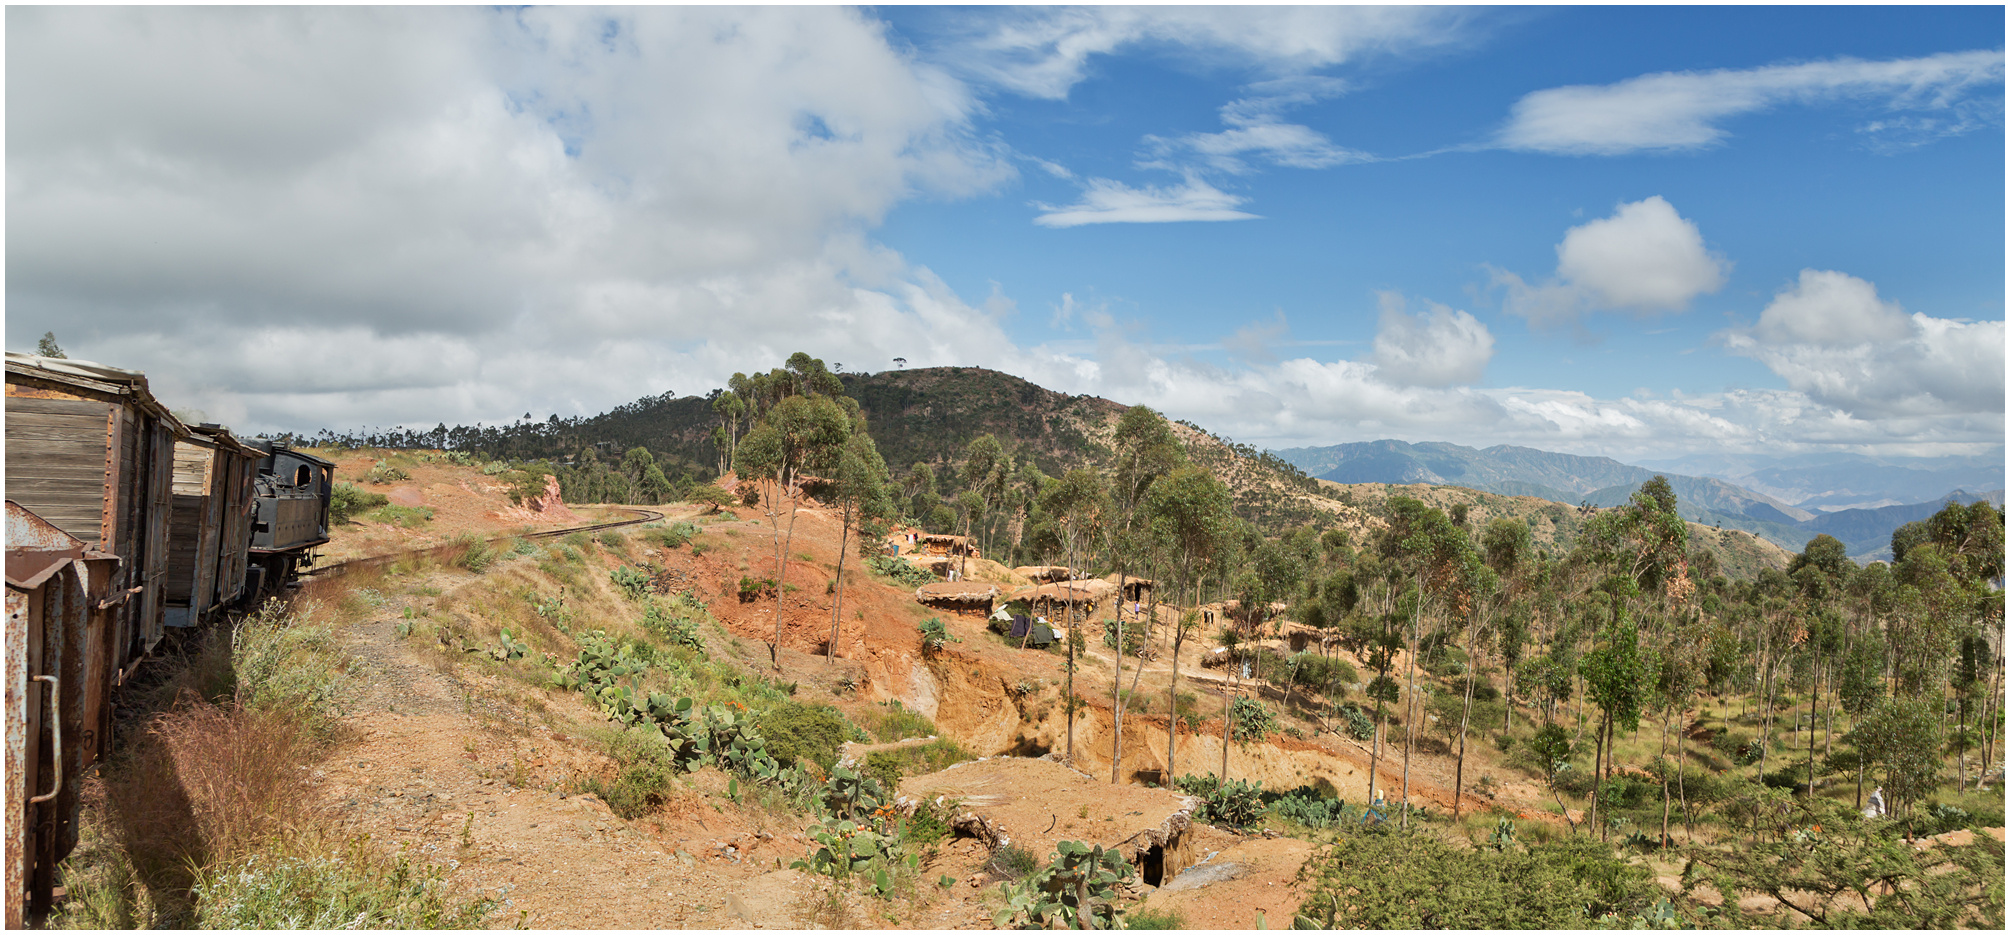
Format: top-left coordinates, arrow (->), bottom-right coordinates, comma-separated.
1103,573 -> 1155,602
920,533 -> 975,556
915,581 -> 999,615
1013,565 -> 1082,583
1010,579 -> 1117,611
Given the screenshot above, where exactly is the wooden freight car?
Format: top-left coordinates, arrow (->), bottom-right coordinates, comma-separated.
163,425 -> 262,628
4,353 -> 183,676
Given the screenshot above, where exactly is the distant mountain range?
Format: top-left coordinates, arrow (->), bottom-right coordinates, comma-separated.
1632,451 -> 2004,512
1274,439 -> 2003,561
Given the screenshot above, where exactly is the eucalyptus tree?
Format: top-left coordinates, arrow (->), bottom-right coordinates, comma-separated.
1145,465 -> 1232,782
735,392 -> 850,670
711,390 -> 747,474
1451,564 -> 1501,821
1380,497 -> 1482,826
1582,601 -> 1651,839
1040,467 -> 1111,767
825,431 -> 894,663
961,433 -> 1006,557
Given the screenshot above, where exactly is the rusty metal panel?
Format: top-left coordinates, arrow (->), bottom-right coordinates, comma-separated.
6,585 -> 31,930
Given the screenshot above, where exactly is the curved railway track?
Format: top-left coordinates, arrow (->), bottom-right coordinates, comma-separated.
302,506 -> 667,580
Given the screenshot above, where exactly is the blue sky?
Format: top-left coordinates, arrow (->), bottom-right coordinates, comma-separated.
7,6 -> 2003,462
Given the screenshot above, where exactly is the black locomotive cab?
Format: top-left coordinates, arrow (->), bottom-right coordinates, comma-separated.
248,441 -> 333,558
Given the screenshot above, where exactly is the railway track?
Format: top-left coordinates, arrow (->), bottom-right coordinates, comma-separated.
302,506 -> 668,580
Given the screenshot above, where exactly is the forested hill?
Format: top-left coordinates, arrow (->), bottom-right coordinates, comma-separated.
837,367 -> 1120,479
306,363 -> 1794,574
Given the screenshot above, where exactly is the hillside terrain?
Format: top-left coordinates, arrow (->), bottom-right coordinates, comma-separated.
58,428 -> 2004,930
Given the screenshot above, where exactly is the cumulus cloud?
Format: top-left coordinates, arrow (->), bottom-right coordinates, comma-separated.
1496,50 -> 2004,155
933,6 -> 1471,100
1031,176 -> 1258,227
7,6 -> 1016,429
1721,270 -> 2005,418
1496,196 -> 1728,327
1367,292 -> 1494,387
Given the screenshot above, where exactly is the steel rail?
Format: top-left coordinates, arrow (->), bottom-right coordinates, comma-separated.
302,506 -> 667,579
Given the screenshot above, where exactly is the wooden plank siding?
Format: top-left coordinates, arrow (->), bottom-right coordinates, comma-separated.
2,402 -> 112,544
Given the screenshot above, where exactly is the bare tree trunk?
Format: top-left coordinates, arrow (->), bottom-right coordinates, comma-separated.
1660,710 -> 1672,846
1065,538 -> 1078,767
827,504 -> 851,663
1453,610 -> 1480,822
1590,711 -> 1608,839
1400,602 -> 1419,830
1168,578 -> 1188,785
773,480 -> 807,672
1112,581 -> 1125,784
1677,704 -> 1692,841
1221,683 -> 1232,782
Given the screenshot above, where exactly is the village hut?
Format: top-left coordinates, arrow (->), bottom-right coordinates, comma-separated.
1013,564 -> 1082,584
1282,621 -> 1330,653
915,580 -> 999,617
1010,579 -> 1118,617
1103,572 -> 1155,603
919,533 -> 975,557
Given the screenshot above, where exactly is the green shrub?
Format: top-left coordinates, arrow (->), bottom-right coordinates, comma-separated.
865,554 -> 935,588
987,844 -> 1039,880
737,576 -> 776,602
610,565 -> 651,601
598,530 -> 628,550
1126,905 -> 1185,929
329,483 -> 388,524
445,534 -> 496,573
1229,697 -> 1278,744
856,700 -> 936,743
1101,619 -> 1145,656
903,797 -> 956,846
230,601 -> 348,740
640,602 -> 704,652
640,522 -> 700,549
1336,702 -> 1375,741
1174,774 -> 1266,828
754,701 -> 853,773
918,617 -> 961,654
861,737 -> 973,791
369,505 -> 434,528
1293,830 -> 1661,929
193,841 -> 495,928
362,461 -> 409,485
1267,785 -> 1354,829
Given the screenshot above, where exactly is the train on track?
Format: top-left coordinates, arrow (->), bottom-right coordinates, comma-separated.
5,352 -> 335,925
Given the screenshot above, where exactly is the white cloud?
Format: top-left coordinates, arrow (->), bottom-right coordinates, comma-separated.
1497,196 -> 1728,327
1496,50 -> 2004,155
8,6 -> 1016,430
1148,77 -> 1370,175
1721,270 -> 2005,418
1031,176 -> 1258,228
1367,292 -> 1494,387
937,6 -> 1471,100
